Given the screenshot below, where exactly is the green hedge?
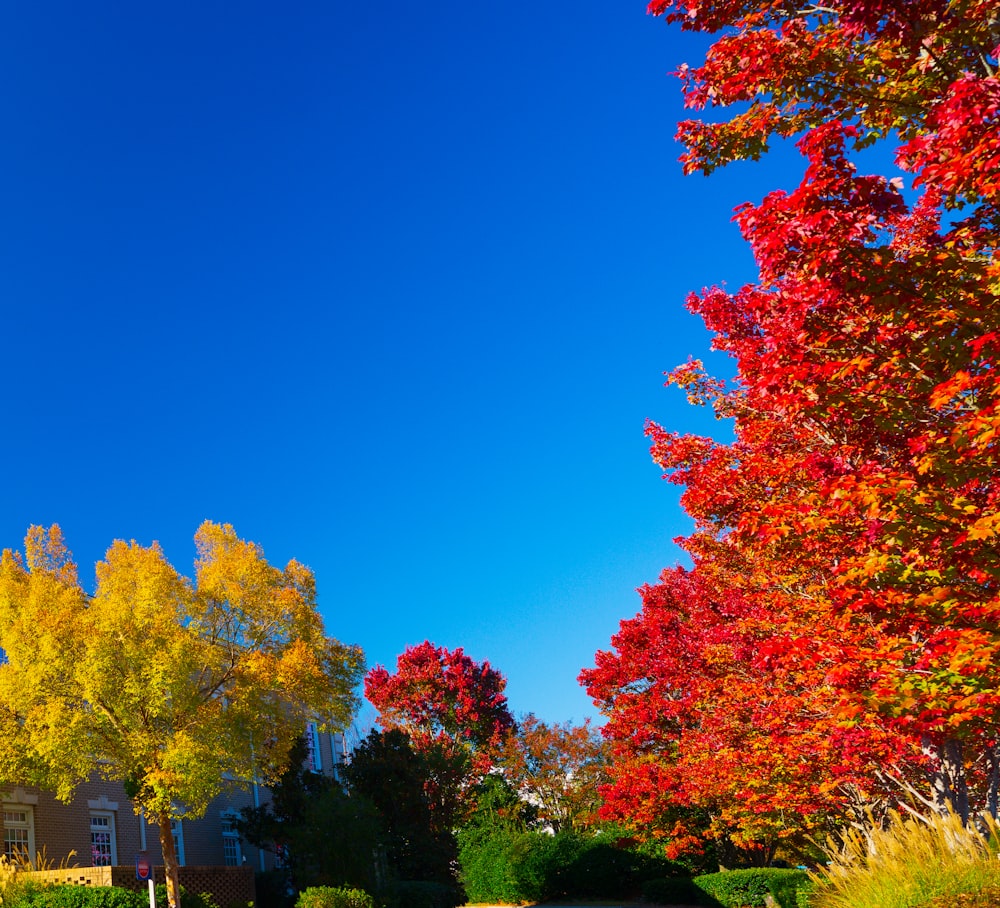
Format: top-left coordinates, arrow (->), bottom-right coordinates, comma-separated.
458,828 -> 690,904
694,869 -> 811,908
6,885 -> 218,908
643,876 -> 714,906
293,887 -> 374,908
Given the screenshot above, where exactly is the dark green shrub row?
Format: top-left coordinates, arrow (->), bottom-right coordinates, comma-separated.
643,868 -> 811,908
6,885 -> 218,908
458,827 -> 689,904
642,876 -> 710,905
291,880 -> 461,908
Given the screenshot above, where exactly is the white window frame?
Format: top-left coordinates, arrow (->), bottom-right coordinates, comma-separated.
89,810 -> 117,866
170,819 -> 186,867
221,813 -> 242,867
3,805 -> 35,867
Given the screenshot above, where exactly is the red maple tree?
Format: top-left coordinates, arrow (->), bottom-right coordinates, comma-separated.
584,0 -> 1000,856
366,641 -> 515,823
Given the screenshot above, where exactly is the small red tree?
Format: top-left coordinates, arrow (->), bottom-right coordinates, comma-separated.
365,641 -> 514,824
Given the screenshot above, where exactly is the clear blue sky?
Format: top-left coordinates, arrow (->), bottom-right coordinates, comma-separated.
0,1 -> 807,727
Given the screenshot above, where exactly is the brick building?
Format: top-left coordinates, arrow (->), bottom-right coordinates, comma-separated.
2,724 -> 348,872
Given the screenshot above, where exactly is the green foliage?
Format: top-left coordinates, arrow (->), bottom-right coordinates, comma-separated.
766,871 -> 812,908
809,810 -> 1000,908
4,886 -> 215,908
343,730 -> 457,888
152,888 -> 217,908
693,870 -> 811,908
0,859 -> 44,908
458,824 -> 691,904
643,876 -> 716,906
293,888 -> 374,908
239,737 -> 381,892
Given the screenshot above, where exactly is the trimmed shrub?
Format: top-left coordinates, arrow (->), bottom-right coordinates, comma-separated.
459,827 -> 695,904
153,887 -> 218,908
294,889 -> 373,908
643,876 -> 717,906
5,887 -> 144,908
694,869 -> 811,908
765,871 -> 812,908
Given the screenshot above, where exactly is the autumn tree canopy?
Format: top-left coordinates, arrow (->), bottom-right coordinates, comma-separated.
365,641 -> 514,826
499,715 -> 609,834
0,523 -> 364,908
584,0 -> 1000,858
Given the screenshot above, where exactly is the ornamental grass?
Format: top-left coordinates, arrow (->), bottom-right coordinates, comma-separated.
809,809 -> 1000,908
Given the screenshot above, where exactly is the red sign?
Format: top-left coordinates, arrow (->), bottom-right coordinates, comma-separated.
136,853 -> 152,881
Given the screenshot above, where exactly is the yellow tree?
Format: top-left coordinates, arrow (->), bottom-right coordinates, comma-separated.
0,523 -> 365,908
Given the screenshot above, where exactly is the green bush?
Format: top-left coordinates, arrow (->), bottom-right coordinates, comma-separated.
293,889 -> 373,908
643,876 -> 718,906
5,887 -> 145,908
4,884 -> 223,908
765,871 -> 812,908
153,887 -> 218,908
459,827 -> 695,904
694,869 -> 811,908
9,887 -> 145,908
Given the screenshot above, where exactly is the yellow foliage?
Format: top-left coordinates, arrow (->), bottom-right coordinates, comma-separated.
0,521 -> 365,820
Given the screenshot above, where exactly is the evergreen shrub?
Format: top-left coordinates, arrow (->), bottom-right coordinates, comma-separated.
693,869 -> 811,908
643,875 -> 715,905
5,887 -> 143,908
293,888 -> 374,908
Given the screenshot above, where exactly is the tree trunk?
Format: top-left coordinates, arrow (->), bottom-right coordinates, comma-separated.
986,744 -> 1000,820
923,736 -> 970,823
158,812 -> 182,908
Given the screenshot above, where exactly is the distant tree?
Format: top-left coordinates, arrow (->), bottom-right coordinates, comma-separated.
499,715 -> 609,833
238,736 -> 381,892
0,523 -> 364,908
365,641 -> 514,825
342,729 -> 457,888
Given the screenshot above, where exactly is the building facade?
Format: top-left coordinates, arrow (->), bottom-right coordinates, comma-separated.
1,727 -> 348,872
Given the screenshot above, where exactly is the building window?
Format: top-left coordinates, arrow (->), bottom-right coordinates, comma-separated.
221,816 -> 242,866
90,812 -> 117,866
305,722 -> 322,773
170,819 -> 186,867
3,807 -> 34,866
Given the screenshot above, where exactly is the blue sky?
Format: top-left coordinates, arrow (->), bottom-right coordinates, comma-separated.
0,2 -> 810,727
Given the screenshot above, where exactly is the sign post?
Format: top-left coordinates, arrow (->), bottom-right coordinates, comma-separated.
136,853 -> 155,908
